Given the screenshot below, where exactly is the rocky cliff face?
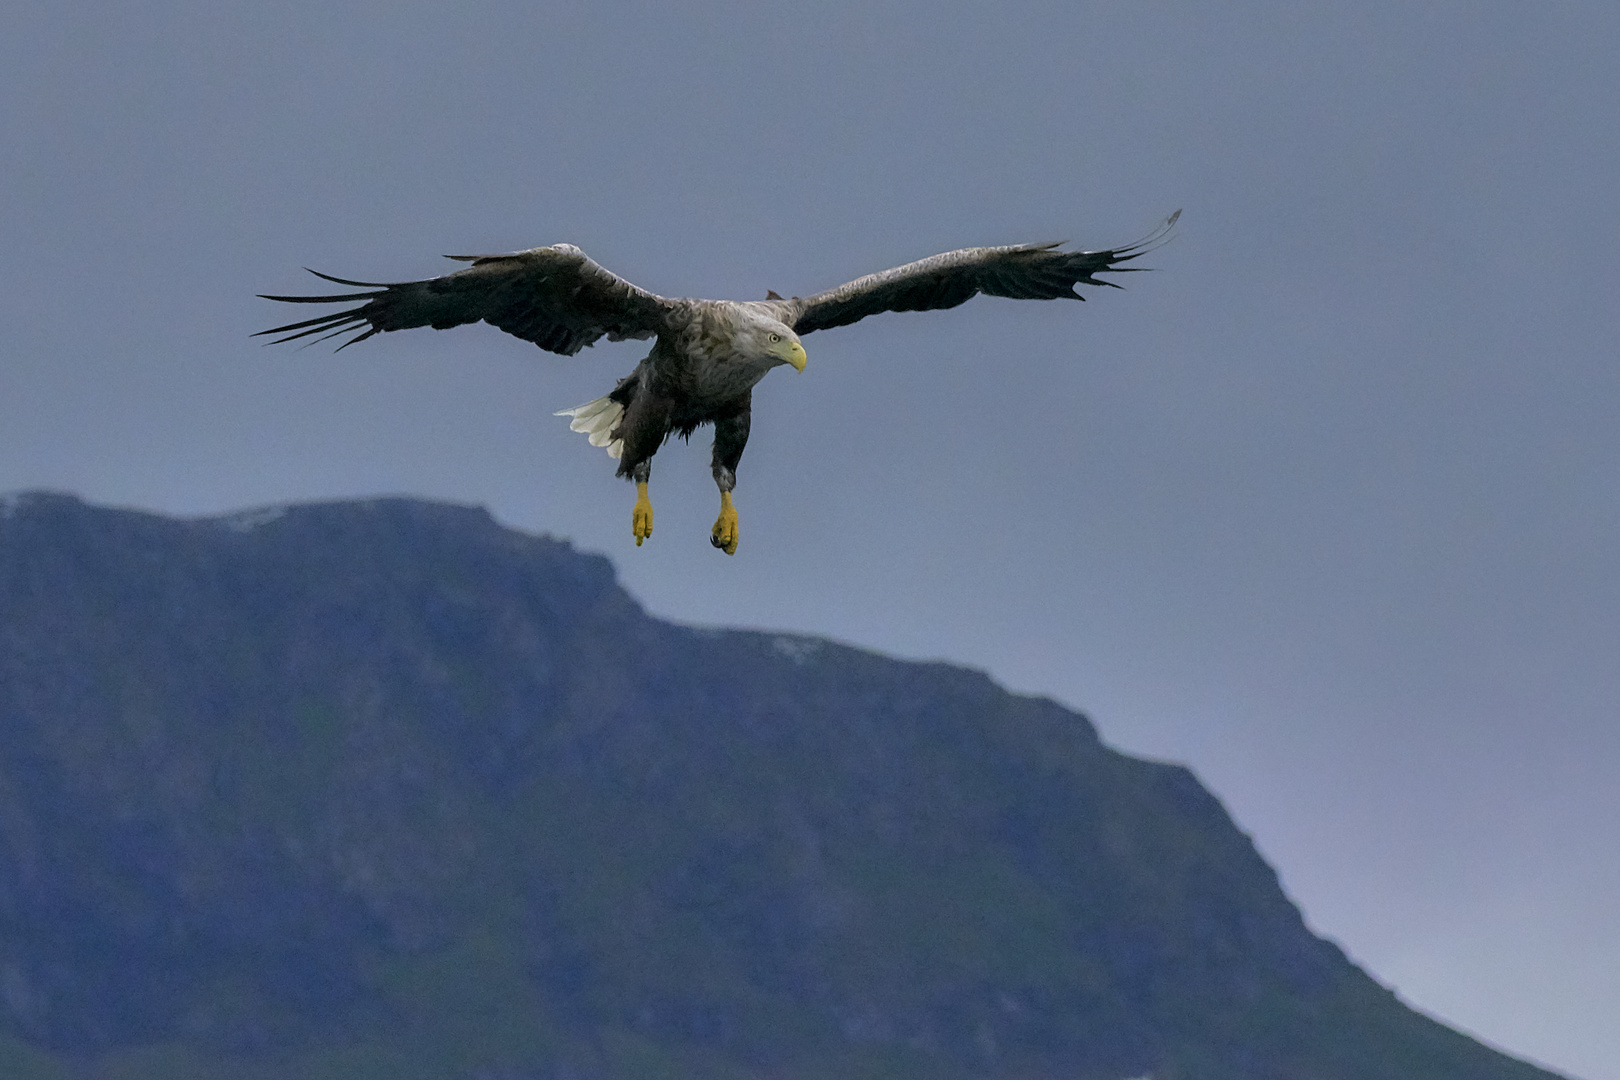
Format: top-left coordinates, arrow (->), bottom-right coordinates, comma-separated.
0,493 -> 1568,1080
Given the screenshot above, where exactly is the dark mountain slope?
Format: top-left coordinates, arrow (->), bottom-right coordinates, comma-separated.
0,493 -> 1569,1080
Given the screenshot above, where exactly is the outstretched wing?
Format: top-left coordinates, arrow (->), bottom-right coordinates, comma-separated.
257,244 -> 672,355
783,211 -> 1179,336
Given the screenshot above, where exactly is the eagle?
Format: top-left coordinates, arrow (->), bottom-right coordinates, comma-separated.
259,211 -> 1178,554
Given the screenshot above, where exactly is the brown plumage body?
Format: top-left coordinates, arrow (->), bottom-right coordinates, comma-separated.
602,301 -> 788,496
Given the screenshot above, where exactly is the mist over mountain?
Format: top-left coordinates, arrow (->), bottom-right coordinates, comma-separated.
0,493 -> 1570,1080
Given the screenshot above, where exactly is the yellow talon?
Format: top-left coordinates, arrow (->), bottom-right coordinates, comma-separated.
710,491 -> 739,555
632,481 -> 653,546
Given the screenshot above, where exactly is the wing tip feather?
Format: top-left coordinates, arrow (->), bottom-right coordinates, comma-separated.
303,268 -> 394,288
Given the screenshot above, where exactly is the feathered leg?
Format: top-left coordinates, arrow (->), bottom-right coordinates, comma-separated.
611,374 -> 669,549
710,403 -> 750,555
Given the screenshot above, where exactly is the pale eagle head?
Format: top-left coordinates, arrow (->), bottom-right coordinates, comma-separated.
733,309 -> 807,372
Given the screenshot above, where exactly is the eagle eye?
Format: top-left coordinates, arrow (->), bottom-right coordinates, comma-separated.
769,332 -> 781,343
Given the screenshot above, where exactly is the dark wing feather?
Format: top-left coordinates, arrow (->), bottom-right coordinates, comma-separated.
257,244 -> 671,355
785,211 -> 1179,336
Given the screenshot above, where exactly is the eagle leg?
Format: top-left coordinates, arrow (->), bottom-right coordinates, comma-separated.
635,482 -> 654,550
632,478 -> 653,547
710,405 -> 749,556
711,492 -> 739,555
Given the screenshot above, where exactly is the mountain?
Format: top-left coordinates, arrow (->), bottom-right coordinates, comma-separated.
0,492 -> 1569,1080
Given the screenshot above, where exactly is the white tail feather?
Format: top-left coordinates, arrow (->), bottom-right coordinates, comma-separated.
572,398 -> 614,417
556,396 -> 626,459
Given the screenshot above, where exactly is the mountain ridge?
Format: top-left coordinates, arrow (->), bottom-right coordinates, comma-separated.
0,492 -> 1572,1080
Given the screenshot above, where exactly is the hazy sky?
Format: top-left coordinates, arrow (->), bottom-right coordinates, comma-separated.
4,3 -> 1616,1076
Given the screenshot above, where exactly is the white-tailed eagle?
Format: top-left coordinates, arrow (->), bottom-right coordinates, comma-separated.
260,212 -> 1178,554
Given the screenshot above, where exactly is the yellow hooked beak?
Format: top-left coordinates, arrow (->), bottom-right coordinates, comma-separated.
785,341 -> 807,372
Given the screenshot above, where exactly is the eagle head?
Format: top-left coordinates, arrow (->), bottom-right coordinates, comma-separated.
736,311 -> 807,373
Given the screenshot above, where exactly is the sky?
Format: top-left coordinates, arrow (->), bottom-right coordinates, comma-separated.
3,2 -> 1617,1076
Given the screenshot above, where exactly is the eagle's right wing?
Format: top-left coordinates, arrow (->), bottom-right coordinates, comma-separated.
257,244 -> 672,356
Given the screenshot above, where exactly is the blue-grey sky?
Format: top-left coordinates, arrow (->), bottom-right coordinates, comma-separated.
4,3 -> 1617,1076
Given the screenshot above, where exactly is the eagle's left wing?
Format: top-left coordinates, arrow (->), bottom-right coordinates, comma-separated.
783,211 -> 1178,337
257,244 -> 672,356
